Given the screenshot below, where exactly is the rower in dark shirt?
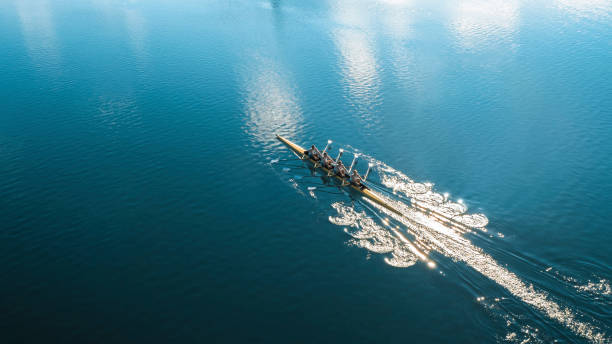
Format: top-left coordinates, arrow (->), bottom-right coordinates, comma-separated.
334,160 -> 348,178
306,145 -> 322,161
350,169 -> 363,186
321,152 -> 334,169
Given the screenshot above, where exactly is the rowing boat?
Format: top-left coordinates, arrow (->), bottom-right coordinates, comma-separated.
276,134 -> 415,219
275,134 -> 469,230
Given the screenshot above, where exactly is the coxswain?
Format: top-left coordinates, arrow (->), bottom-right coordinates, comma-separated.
350,169 -> 363,186
322,152 -> 334,169
334,160 -> 348,178
306,145 -> 322,161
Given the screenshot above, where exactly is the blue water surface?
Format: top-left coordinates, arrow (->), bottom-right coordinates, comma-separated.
1,0 -> 611,342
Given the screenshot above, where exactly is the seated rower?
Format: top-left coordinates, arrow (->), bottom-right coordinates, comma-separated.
306,145 -> 322,161
321,152 -> 334,169
350,169 -> 363,186
334,160 -> 348,178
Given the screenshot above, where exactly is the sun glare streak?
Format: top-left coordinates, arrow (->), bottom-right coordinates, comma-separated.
91,0 -> 149,63
556,0 -> 612,20
330,0 -> 383,127
123,7 -> 148,61
450,0 -> 520,50
332,28 -> 382,120
15,0 -> 61,73
379,0 -> 413,39
242,55 -> 304,146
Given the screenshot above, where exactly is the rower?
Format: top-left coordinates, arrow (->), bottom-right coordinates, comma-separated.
306,145 -> 322,161
321,152 -> 334,169
334,160 -> 348,178
350,169 -> 363,186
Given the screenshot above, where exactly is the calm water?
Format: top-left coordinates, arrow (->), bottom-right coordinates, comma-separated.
1,0 -> 611,342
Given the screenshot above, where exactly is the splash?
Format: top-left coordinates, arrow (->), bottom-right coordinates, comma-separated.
545,267 -> 612,299
577,279 -> 611,297
329,202 -> 420,267
385,247 -> 418,268
374,159 -> 489,229
341,148 -> 489,229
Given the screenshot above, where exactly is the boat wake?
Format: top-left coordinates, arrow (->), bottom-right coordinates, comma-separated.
272,148 -> 610,344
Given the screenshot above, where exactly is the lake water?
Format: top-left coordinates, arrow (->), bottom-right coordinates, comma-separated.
1,0 -> 611,342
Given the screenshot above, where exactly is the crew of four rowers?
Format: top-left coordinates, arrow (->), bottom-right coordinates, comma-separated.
305,145 -> 364,186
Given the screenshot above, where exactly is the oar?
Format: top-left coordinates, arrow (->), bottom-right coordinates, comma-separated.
277,164 -> 309,169
365,181 -> 470,229
312,189 -> 344,195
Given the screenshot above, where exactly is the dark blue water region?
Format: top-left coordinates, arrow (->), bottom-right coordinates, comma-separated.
1,0 -> 611,343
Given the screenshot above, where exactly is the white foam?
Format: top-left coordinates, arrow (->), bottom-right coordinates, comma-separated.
577,279 -> 611,296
